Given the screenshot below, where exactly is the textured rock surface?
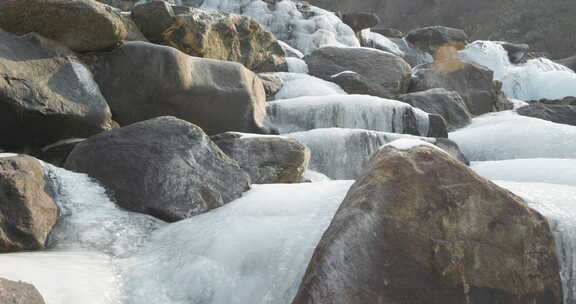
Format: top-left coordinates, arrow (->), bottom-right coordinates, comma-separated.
0,30 -> 113,150
212,132 -> 310,184
400,88 -> 472,130
517,103 -> 576,126
410,60 -> 512,116
84,41 -> 268,135
65,117 -> 251,222
131,1 -> 176,43
405,26 -> 468,55
293,144 -> 562,304
0,156 -> 58,252
0,0 -> 127,52
310,0 -> 576,59
0,278 -> 46,304
341,12 -> 380,32
305,47 -> 412,99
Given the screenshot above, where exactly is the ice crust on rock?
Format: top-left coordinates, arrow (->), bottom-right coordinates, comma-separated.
272,72 -> 346,100
286,57 -> 309,73
450,111 -> 576,161
459,40 -> 576,100
267,94 -> 430,136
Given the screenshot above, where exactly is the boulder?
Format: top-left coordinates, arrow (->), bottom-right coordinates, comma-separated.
372,27 -> 404,38
118,12 -> 148,42
258,73 -> 284,101
556,54 -> 576,71
162,8 -> 287,72
405,26 -> 468,56
329,71 -> 372,95
400,88 -> 472,130
83,41 -> 268,135
0,0 -> 127,52
95,0 -> 136,10
517,103 -> 576,126
211,132 -> 310,184
292,143 -> 562,304
64,116 -> 251,222
0,30 -> 113,150
500,42 -> 529,64
305,47 -> 412,99
341,12 -> 380,32
286,128 -> 467,179
0,278 -> 46,304
40,138 -> 85,167
410,61 -> 513,116
0,155 -> 58,252
131,1 -> 176,43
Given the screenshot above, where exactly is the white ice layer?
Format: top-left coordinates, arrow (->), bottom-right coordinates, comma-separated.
44,163 -> 165,258
200,0 -> 359,55
384,138 -> 440,151
472,159 -> 576,187
496,182 -> 576,304
449,111 -> 576,161
267,94 -> 430,136
359,29 -> 404,57
0,251 -> 122,304
272,72 -> 347,100
123,181 -> 354,304
286,128 -> 440,179
459,40 -> 576,100
286,57 -> 309,73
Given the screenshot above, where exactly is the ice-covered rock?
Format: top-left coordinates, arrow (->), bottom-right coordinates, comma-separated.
286,58 -> 309,73
517,103 -> 576,126
459,40 -> 576,100
472,159 -> 576,187
123,180 -> 355,304
267,95 -> 433,136
286,128 -> 467,179
359,29 -> 404,57
272,73 -> 347,100
450,111 -> 576,161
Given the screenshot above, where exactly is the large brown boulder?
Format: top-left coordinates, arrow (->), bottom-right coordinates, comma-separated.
0,278 -> 46,304
309,0 -> 576,59
0,0 -> 127,52
0,155 -> 58,252
132,2 -> 286,72
0,30 -> 113,150
305,47 -> 411,99
83,41 -> 268,135
410,60 -> 512,116
64,116 -> 251,222
405,26 -> 468,55
293,143 -> 562,304
211,132 -> 310,184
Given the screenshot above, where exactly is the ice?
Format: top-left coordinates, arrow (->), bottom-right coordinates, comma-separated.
286,57 -> 309,73
278,40 -> 304,58
384,138 -> 443,151
302,170 -> 331,182
200,0 -> 359,55
122,181 -> 355,304
267,94 -> 430,136
272,72 -> 346,100
70,60 -> 103,97
449,111 -> 576,161
286,128 -> 442,179
459,40 -> 576,100
509,98 -> 529,109
391,37 -> 433,67
43,163 -> 165,258
496,182 -> 576,304
472,159 -> 576,187
359,29 -> 404,57
0,153 -> 18,158
0,251 -> 122,304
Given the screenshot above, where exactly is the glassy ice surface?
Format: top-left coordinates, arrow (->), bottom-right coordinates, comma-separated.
123,181 -> 354,304
472,159 -> 576,187
450,111 -> 576,161
272,72 -> 346,100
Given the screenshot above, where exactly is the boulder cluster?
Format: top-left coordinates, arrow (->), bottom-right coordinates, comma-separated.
0,0 -> 570,303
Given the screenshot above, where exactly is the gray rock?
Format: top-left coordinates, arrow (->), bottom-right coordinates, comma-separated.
258,73 -> 284,101
405,26 -> 468,55
292,144 -> 562,304
131,1 -> 176,43
329,72 -> 372,95
400,88 -> 472,130
517,103 -> 576,126
84,41 -> 269,135
0,0 -> 127,52
556,54 -> 576,71
0,155 -> 58,252
64,117 -> 251,222
286,128 -> 467,179
372,27 -> 404,38
499,42 -> 529,64
0,278 -> 46,304
305,46 -> 412,99
410,61 -> 512,116
341,12 -> 380,32
211,132 -> 310,184
40,138 -> 85,167
0,30 -> 113,150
